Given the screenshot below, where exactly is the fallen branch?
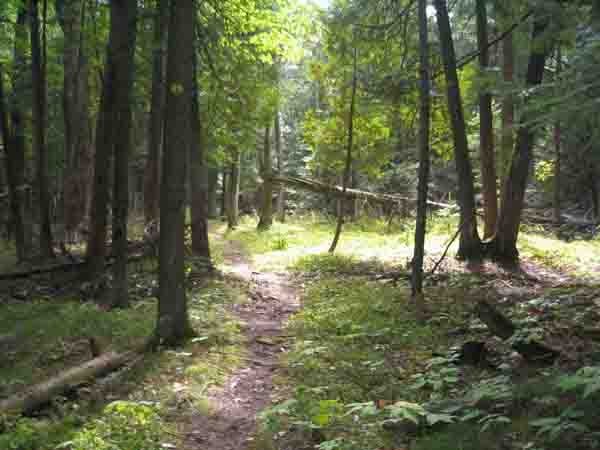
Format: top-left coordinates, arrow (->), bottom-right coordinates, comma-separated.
0,243 -> 155,281
475,300 -> 560,364
0,348 -> 145,415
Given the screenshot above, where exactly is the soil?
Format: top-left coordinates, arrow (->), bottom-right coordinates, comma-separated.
183,238 -> 300,450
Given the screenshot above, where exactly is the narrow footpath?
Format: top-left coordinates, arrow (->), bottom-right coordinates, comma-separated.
184,238 -> 300,450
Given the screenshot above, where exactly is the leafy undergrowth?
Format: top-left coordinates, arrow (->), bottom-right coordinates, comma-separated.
255,235 -> 600,450
0,273 -> 246,450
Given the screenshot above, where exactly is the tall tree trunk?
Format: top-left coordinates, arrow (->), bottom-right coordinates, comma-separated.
274,109 -> 285,222
189,48 -> 211,264
227,152 -> 241,230
144,0 -> 168,225
155,0 -> 194,346
476,0 -> 497,239
500,29 -> 514,185
11,5 -> 32,257
110,0 -> 137,308
329,45 -> 357,254
221,169 -> 228,219
434,0 -> 481,260
491,11 -> 551,262
553,46 -> 561,225
412,0 -> 431,300
0,64 -> 27,262
207,167 -> 218,218
86,0 -> 118,277
58,0 -> 92,241
258,126 -> 273,231
30,0 -> 54,259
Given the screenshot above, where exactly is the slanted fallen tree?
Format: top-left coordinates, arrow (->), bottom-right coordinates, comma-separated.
265,173 -> 458,212
0,347 -> 145,415
265,173 -> 408,206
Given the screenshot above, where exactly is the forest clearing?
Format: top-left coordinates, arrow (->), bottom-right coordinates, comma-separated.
2,0 -> 600,449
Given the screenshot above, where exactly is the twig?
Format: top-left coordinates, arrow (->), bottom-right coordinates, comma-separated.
427,220 -> 465,277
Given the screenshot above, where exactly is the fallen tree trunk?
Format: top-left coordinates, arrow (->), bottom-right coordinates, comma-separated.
475,299 -> 560,363
0,349 -> 142,415
266,174 -> 458,212
0,240 -> 157,281
265,174 -> 408,206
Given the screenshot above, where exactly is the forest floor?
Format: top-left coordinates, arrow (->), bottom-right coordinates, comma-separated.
182,238 -> 300,450
1,214 -> 600,450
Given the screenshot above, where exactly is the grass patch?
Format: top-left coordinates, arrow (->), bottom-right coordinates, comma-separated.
0,273 -> 246,450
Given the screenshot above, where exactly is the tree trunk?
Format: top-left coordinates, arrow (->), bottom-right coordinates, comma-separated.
221,169 -> 228,219
11,5 -> 32,258
329,45 -> 357,254
155,0 -> 194,346
553,46 -> 561,225
58,0 -> 92,241
258,126 -> 273,231
0,349 -> 141,416
434,0 -> 482,260
207,167 -> 218,218
86,2 -> 119,278
30,0 -> 54,259
189,48 -> 211,264
412,0 -> 431,300
144,0 -> 168,226
110,0 -> 138,308
491,11 -> 551,262
227,152 -> 241,229
500,28 -> 514,186
476,0 -> 497,239
0,64 -> 27,262
274,109 -> 285,222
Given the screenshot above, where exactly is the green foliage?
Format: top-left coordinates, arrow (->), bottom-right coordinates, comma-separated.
63,401 -> 166,450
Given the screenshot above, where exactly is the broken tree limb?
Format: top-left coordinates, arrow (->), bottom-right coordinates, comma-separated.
0,348 -> 143,415
266,174 -> 458,211
475,300 -> 560,363
0,240 -> 156,281
265,173 -> 408,205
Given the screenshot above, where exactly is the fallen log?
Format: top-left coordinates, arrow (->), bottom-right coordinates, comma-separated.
0,244 -> 155,281
266,174 -> 458,211
475,300 -> 560,364
265,173 -> 408,205
0,348 -> 143,415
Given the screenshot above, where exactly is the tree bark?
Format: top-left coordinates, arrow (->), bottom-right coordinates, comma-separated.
500,28 -> 514,186
257,126 -> 273,231
189,47 -> 211,264
0,64 -> 27,262
155,0 -> 194,346
491,11 -> 551,263
30,0 -> 54,259
329,45 -> 357,254
227,152 -> 241,229
110,0 -> 138,307
412,0 -> 431,300
434,0 -> 482,260
207,167 -> 218,218
0,349 -> 141,415
86,0 -> 119,277
476,0 -> 497,239
58,0 -> 92,241
553,46 -> 561,225
144,0 -> 168,226
10,5 -> 32,258
274,109 -> 285,222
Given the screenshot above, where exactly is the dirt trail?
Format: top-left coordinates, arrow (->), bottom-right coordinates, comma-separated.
184,238 -> 300,450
